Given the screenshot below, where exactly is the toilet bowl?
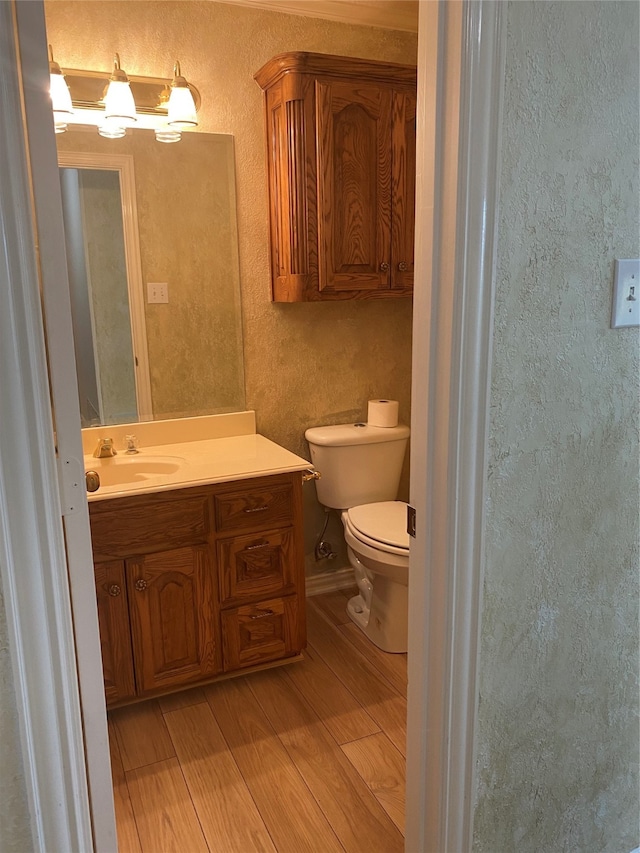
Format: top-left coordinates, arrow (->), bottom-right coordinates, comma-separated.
342,501 -> 409,653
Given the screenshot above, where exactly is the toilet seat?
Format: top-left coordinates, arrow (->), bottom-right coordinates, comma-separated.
344,501 -> 409,556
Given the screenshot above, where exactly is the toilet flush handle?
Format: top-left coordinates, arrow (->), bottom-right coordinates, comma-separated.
302,469 -> 320,483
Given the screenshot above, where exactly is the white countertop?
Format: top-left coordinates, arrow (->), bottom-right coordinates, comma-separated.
86,433 -> 311,501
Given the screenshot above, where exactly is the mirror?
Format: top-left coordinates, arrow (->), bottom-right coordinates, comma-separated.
57,127 -> 246,426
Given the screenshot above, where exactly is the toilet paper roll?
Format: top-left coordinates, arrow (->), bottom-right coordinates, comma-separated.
367,399 -> 399,428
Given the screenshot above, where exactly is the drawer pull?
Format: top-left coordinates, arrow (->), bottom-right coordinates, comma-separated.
134,578 -> 147,592
249,609 -> 275,619
245,541 -> 269,551
243,505 -> 269,514
108,584 -> 121,597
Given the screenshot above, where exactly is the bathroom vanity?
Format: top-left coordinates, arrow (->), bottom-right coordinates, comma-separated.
84,413 -> 310,707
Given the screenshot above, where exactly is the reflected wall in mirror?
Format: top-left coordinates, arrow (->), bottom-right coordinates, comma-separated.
57,127 -> 246,427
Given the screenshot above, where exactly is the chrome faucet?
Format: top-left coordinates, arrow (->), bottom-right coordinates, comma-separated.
93,437 -> 117,458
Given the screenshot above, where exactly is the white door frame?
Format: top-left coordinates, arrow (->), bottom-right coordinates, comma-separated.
406,1 -> 505,850
1,1 -> 505,850
4,2 -> 117,850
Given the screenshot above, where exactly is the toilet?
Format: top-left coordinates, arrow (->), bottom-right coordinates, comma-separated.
304,422 -> 410,653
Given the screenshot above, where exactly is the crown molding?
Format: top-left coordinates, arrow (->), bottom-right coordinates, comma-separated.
217,0 -> 419,33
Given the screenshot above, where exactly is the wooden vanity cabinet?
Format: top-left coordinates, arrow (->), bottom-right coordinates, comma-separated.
254,51 -> 417,302
94,560 -> 136,705
89,472 -> 306,707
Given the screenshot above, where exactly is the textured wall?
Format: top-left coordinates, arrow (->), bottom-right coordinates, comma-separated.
474,3 -> 640,851
0,587 -> 33,852
45,0 -> 417,572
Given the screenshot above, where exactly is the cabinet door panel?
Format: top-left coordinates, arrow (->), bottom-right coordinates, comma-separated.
218,528 -> 296,606
391,90 -> 416,291
95,560 -> 136,706
266,79 -> 317,302
222,596 -> 300,671
127,546 -> 220,694
316,80 -> 392,293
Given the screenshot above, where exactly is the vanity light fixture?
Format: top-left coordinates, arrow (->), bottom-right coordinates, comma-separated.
48,45 -> 73,133
47,49 -> 201,142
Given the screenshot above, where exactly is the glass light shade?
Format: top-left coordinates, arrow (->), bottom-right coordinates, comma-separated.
167,85 -> 197,128
98,123 -> 127,139
103,79 -> 137,126
155,127 -> 182,143
50,68 -> 72,133
50,70 -> 73,116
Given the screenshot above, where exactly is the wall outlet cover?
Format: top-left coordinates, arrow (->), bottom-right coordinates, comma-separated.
611,259 -> 639,328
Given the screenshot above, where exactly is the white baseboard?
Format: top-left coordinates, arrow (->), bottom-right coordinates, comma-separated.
305,566 -> 354,596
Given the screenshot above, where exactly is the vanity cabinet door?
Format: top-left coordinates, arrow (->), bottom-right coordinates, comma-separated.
221,595 -> 300,671
316,79 -> 393,295
95,560 -> 136,705
218,528 -> 297,607
126,545 -> 221,694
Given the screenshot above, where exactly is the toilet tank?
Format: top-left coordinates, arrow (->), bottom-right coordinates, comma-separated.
304,422 -> 410,509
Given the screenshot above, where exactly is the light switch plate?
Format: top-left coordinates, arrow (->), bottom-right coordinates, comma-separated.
611,259 -> 639,328
147,282 -> 168,304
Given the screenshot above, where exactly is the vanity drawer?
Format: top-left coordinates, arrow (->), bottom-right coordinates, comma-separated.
218,528 -> 296,607
89,491 -> 210,559
214,478 -> 293,533
221,595 -> 300,671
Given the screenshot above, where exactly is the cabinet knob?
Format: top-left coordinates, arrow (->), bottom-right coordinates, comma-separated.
134,578 -> 147,592
398,262 -> 408,272
379,262 -> 389,272
108,584 -> 121,597
85,470 -> 100,492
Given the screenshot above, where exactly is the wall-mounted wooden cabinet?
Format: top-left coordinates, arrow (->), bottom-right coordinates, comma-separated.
255,52 -> 417,302
89,472 -> 306,707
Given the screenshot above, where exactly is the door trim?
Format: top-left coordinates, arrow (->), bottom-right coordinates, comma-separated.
10,1 -> 118,850
0,3 -> 95,850
406,1 -> 506,850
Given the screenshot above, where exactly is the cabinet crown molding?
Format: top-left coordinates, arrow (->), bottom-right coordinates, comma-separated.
254,50 -> 416,89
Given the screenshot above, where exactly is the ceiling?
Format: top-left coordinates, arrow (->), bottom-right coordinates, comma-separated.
220,0 -> 419,33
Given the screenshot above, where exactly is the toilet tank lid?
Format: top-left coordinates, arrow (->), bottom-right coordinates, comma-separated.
305,422 -> 410,447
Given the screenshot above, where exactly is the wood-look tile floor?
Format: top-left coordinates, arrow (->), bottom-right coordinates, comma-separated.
108,589 -> 407,853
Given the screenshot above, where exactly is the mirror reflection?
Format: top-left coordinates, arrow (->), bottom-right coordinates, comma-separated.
57,127 -> 246,427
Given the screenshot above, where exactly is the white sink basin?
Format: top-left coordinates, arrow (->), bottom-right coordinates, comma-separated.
86,455 -> 185,489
